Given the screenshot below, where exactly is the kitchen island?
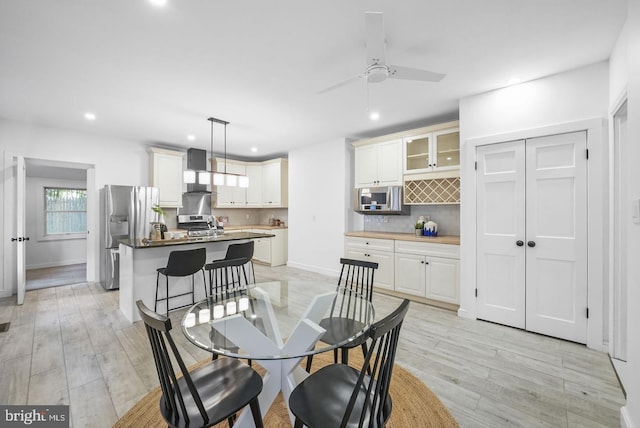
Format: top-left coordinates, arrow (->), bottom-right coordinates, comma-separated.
118,231 -> 274,322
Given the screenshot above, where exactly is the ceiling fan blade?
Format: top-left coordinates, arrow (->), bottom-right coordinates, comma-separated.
365,12 -> 386,65
388,65 -> 445,82
316,74 -> 364,94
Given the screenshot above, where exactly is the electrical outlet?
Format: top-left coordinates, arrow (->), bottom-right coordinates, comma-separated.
383,216 -> 388,223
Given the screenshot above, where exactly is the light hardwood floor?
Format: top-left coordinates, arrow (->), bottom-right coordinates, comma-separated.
0,264 -> 625,427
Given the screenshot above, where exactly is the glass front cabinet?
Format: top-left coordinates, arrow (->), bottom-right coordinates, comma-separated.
403,128 -> 460,174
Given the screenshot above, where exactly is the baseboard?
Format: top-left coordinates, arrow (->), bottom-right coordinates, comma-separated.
286,261 -> 339,278
457,307 -> 474,319
621,406 -> 635,428
26,260 -> 86,270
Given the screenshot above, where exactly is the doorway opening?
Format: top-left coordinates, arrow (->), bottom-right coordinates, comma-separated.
611,99 -> 628,370
24,159 -> 89,291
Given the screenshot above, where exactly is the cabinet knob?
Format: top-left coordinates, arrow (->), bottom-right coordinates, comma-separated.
527,241 -> 536,247
516,240 -> 524,247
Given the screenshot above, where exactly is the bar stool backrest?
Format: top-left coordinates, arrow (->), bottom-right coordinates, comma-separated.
225,241 -> 254,261
164,248 -> 207,277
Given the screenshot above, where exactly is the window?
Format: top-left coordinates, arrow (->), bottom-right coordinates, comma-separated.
44,187 -> 87,235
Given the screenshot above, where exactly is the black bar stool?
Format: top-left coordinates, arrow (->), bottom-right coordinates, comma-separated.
224,241 -> 256,284
155,248 -> 207,316
204,257 -> 250,299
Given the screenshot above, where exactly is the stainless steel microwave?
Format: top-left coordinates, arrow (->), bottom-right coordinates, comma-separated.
354,186 -> 409,215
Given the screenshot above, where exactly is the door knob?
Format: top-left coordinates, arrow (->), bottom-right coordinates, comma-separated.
516,240 -> 524,247
527,241 -> 536,247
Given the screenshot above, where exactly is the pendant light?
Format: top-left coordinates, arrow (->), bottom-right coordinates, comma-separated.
208,117 -> 249,188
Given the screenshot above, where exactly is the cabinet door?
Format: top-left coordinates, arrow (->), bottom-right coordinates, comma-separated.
394,253 -> 426,296
426,257 -> 459,304
345,248 -> 394,291
228,162 -> 247,205
253,236 -> 272,264
153,152 -> 183,207
404,134 -> 432,173
262,162 -> 281,206
376,139 -> 402,186
354,145 -> 378,187
433,128 -> 460,171
245,164 -> 263,207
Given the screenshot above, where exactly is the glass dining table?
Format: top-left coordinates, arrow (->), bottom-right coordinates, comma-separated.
181,280 -> 375,428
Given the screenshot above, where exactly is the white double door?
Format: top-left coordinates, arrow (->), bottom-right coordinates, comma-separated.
476,132 -> 588,343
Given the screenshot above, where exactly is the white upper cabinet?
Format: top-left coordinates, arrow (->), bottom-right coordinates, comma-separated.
148,147 -> 184,208
354,139 -> 402,188
213,157 -> 287,208
404,127 -> 459,174
215,158 -> 247,207
245,163 -> 263,207
262,158 -> 288,207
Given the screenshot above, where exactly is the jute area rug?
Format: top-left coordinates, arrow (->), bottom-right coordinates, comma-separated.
114,351 -> 458,427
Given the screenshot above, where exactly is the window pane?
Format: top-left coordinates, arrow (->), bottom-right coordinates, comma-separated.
45,187 -> 87,235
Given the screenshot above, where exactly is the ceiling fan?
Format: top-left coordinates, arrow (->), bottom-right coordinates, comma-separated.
318,12 -> 445,94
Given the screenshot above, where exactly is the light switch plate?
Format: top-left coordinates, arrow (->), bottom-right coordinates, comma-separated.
632,198 -> 640,224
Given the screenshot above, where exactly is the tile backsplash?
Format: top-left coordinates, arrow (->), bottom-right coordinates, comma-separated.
213,208 -> 288,227
362,204 -> 460,236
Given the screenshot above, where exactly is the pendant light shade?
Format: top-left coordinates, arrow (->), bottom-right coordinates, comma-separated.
183,170 -> 196,184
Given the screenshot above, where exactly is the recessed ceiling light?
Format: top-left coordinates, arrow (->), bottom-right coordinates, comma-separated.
507,77 -> 521,86
148,0 -> 167,6
369,111 -> 380,121
84,112 -> 96,121
251,147 -> 258,153
187,134 -> 195,141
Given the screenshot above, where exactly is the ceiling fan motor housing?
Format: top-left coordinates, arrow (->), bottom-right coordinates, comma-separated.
367,64 -> 389,83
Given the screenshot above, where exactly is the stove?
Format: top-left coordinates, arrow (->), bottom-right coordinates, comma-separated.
177,214 -> 223,237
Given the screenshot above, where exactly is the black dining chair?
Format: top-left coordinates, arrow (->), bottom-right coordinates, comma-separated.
155,248 -> 207,316
136,300 -> 264,428
305,258 -> 378,372
224,241 -> 256,284
289,299 -> 410,428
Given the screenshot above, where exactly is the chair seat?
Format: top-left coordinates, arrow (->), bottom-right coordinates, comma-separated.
289,364 -> 392,428
160,357 -> 263,428
318,317 -> 367,348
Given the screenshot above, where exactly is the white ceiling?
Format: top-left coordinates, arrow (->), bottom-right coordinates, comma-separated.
0,0 -> 627,159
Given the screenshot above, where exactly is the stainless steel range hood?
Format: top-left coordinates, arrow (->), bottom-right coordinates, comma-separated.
186,148 -> 210,193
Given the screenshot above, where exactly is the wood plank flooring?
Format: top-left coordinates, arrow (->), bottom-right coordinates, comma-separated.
26,263 -> 87,290
0,264 -> 625,427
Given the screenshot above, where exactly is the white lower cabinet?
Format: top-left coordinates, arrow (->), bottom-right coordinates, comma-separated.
345,236 -> 460,306
251,229 -> 288,267
394,241 -> 459,304
344,237 -> 395,291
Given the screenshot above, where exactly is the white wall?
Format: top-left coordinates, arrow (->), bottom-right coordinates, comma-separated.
612,2 -> 640,426
287,138 -> 350,277
25,177 -> 87,269
458,61 -> 609,349
1,119 -> 151,297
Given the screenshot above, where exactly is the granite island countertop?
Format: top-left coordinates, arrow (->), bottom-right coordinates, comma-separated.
120,231 -> 275,249
345,231 -> 460,245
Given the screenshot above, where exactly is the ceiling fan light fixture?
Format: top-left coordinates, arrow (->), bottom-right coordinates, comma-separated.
366,65 -> 389,83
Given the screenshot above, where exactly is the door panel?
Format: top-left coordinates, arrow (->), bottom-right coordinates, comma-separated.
525,132 -> 588,343
16,156 -> 26,305
476,141 -> 526,328
394,253 -> 426,296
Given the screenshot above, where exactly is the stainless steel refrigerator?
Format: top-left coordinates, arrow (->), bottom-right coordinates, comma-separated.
99,185 -> 159,290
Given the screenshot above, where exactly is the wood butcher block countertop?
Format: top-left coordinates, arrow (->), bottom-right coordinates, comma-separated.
225,225 -> 288,231
345,231 -> 460,245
